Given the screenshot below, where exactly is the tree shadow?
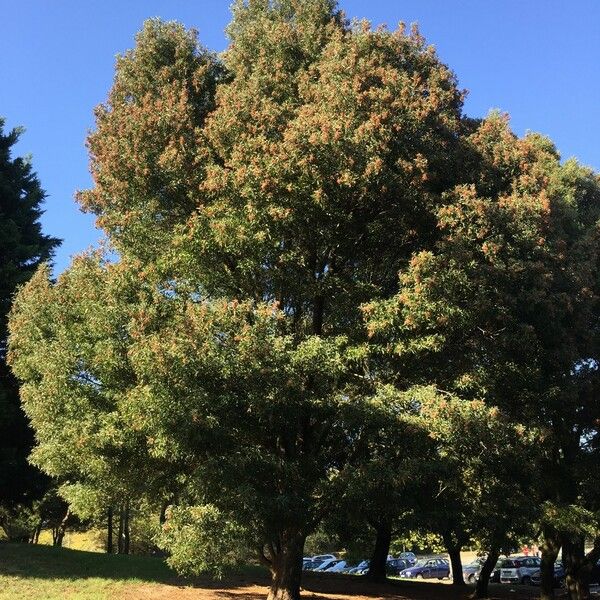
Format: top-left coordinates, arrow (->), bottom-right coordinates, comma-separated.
0,542 -> 266,590
0,544 -> 545,600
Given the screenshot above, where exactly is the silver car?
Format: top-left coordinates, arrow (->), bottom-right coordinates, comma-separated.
500,556 -> 541,584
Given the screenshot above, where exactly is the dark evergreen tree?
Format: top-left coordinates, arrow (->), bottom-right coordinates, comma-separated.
0,118 -> 60,522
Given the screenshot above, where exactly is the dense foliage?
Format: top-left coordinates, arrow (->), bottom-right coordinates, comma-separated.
6,3 -> 600,600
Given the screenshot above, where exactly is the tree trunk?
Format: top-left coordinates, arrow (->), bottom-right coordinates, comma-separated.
563,535 -> 600,600
448,545 -> 464,585
30,521 -> 42,544
107,506 -> 113,554
540,526 -> 561,600
53,507 -> 70,547
473,547 -> 500,599
312,295 -> 324,336
366,523 -> 392,582
123,502 -> 130,555
266,531 -> 306,600
117,505 -> 124,554
442,530 -> 465,585
34,522 -> 42,544
159,501 -> 168,525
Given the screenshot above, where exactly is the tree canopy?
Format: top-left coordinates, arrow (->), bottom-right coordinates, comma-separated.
6,3 -> 600,600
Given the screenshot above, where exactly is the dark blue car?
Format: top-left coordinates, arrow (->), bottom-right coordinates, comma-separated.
462,558 -> 486,583
400,558 -> 450,579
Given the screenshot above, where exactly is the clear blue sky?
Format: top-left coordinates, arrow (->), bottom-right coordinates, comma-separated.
2,1 -> 599,274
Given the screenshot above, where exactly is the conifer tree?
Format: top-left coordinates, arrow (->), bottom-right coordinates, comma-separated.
0,118 -> 59,531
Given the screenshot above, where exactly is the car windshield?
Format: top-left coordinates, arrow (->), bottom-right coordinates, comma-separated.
501,559 -> 518,568
415,559 -> 429,567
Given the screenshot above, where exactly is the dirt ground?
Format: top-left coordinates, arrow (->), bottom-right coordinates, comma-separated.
119,571 -> 551,600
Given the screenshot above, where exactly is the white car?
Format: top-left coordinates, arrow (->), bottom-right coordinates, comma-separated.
325,560 -> 349,572
312,554 -> 336,563
313,558 -> 339,571
499,556 -> 541,584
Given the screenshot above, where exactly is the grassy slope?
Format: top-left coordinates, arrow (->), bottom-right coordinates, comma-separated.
0,542 -> 180,600
0,542 -> 546,600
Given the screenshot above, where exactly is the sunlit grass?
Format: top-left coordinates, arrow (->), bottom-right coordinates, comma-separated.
0,542 -> 176,600
36,528 -> 104,552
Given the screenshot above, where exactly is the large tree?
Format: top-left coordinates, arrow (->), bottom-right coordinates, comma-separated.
0,118 -> 59,534
9,2 -> 469,598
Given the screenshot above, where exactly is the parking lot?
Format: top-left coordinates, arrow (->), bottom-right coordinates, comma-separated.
303,550 -> 600,594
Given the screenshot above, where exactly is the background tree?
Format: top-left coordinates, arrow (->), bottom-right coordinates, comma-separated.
415,387 -> 537,598
365,114 -> 600,600
0,118 -> 60,536
8,256 -> 179,555
320,384 -> 435,582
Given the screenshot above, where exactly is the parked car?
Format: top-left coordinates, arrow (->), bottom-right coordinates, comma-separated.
303,559 -> 323,571
347,560 -> 369,575
543,560 -> 600,586
311,554 -> 336,563
400,558 -> 450,579
325,560 -> 349,573
313,558 -> 341,572
474,558 -> 512,583
386,558 -> 409,575
529,562 -> 565,587
462,558 -> 486,583
398,552 -> 417,566
500,556 -> 542,584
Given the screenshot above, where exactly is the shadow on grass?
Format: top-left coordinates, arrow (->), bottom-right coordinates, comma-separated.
0,544 -> 543,599
0,541 -> 268,590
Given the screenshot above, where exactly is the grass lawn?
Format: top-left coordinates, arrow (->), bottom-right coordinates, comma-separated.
0,541 -> 551,599
0,542 -> 181,599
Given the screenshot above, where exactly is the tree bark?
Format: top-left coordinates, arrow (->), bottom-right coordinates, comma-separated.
442,530 -> 465,585
30,521 -> 42,544
366,523 -> 392,582
563,535 -> 600,600
159,501 -> 168,525
473,547 -> 500,599
312,295 -> 324,336
448,545 -> 465,585
107,506 -> 113,554
266,530 -> 306,600
55,507 -> 69,546
540,526 -> 561,600
117,505 -> 124,554
123,502 -> 130,555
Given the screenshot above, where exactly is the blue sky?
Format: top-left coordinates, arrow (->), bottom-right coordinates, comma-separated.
2,1 -> 599,274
